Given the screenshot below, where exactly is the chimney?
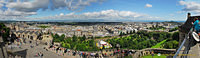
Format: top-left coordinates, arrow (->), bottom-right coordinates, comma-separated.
187,13 -> 191,18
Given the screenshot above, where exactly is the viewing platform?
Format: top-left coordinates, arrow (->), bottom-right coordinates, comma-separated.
174,13 -> 200,58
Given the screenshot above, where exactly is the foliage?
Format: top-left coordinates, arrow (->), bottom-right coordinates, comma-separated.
119,30 -> 135,36
0,23 -> 10,42
53,30 -> 180,51
52,34 -> 64,42
151,31 -> 179,49
107,31 -> 171,50
172,31 -> 179,41
163,40 -> 179,49
52,34 -> 99,51
169,27 -> 178,32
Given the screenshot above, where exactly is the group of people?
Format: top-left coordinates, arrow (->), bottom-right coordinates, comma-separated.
47,45 -> 135,58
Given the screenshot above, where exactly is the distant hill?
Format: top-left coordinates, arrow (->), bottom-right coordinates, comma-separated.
0,19 -> 185,22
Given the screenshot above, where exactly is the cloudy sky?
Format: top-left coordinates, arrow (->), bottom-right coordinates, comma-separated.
0,0 -> 199,21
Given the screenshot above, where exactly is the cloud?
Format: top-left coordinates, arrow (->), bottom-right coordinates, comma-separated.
145,4 -> 152,8
4,0 -> 104,12
179,1 -> 200,13
6,0 -> 49,12
0,8 -> 36,20
32,9 -> 161,21
0,0 -> 104,20
59,13 -> 64,16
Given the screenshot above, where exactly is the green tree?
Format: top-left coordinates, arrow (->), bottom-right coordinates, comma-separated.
60,34 -> 65,41
62,43 -> 71,48
0,23 -> 10,42
72,35 -> 77,42
119,32 -> 123,36
126,31 -> 129,35
172,32 -> 179,41
163,40 -> 179,49
80,35 -> 86,41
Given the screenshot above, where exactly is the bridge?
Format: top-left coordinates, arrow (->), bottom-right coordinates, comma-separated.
173,13 -> 200,58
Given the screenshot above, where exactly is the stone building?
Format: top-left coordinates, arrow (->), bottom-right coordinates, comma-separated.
11,30 -> 40,40
10,30 -> 53,46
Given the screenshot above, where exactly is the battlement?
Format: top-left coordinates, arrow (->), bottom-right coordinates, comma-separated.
179,13 -> 200,33
176,13 -> 200,58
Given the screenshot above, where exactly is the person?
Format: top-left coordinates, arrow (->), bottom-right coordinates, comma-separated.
192,18 -> 200,33
41,53 -> 44,58
56,47 -> 59,53
38,52 -> 43,58
151,51 -> 154,58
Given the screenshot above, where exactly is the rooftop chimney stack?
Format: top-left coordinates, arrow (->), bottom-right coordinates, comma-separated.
188,13 -> 191,18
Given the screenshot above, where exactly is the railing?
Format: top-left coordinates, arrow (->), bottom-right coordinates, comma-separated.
173,28 -> 193,58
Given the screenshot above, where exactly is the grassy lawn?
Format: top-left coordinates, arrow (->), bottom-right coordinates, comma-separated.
142,54 -> 166,58
151,39 -> 168,48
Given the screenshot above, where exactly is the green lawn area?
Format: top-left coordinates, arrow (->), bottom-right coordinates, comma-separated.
151,39 -> 168,48
142,54 -> 166,58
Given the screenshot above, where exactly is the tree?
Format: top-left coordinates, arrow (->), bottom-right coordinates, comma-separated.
64,38 -> 72,43
172,32 -> 179,41
60,34 -> 65,41
62,42 -> 71,48
72,35 -> 77,42
89,39 -> 95,47
122,32 -> 126,35
76,44 -> 87,51
163,40 -> 179,49
0,23 -> 10,42
130,30 -> 133,34
169,27 -> 178,32
80,35 -> 86,41
126,31 -> 129,35
119,32 -> 123,36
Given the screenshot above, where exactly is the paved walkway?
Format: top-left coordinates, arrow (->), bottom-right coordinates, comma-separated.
7,39 -> 80,58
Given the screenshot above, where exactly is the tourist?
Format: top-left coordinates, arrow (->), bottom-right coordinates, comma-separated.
68,49 -> 70,55
29,41 -> 32,43
38,52 -> 43,58
64,48 -> 67,53
36,42 -> 38,46
56,47 -> 59,53
192,18 -> 200,33
73,51 -> 76,56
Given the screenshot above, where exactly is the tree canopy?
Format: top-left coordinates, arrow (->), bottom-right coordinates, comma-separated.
0,23 -> 10,42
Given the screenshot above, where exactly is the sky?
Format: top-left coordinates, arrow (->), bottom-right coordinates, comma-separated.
0,0 -> 199,22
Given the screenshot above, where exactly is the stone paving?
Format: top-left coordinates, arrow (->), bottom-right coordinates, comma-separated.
7,39 -> 80,58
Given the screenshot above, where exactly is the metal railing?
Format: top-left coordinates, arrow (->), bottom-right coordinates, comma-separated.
173,28 -> 193,58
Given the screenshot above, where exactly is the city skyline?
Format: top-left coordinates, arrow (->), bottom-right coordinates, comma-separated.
0,0 -> 199,22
